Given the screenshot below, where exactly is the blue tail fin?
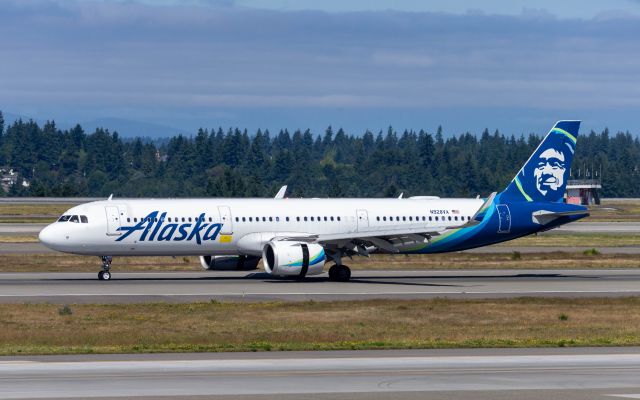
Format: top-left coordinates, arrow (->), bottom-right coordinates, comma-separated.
501,120 -> 580,203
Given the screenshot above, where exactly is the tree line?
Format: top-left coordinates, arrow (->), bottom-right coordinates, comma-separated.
0,110 -> 638,198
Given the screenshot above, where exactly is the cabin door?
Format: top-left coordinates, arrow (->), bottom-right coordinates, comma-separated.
105,206 -> 122,236
356,209 -> 369,231
496,204 -> 511,234
218,206 -> 233,235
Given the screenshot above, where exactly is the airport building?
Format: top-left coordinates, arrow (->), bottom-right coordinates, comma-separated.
566,179 -> 601,205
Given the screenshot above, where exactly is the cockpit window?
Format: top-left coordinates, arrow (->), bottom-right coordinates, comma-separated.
69,215 -> 79,223
80,215 -> 88,223
58,215 -> 71,222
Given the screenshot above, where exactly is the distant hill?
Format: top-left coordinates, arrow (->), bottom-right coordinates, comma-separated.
79,118 -> 184,138
2,112 -> 184,138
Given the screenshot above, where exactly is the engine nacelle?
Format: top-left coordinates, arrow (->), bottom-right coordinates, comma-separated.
199,255 -> 260,271
262,241 -> 326,277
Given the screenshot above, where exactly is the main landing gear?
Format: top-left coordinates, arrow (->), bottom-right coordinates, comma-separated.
98,256 -> 112,281
328,264 -> 351,282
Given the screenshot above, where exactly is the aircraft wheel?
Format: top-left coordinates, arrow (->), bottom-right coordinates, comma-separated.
336,265 -> 351,282
98,271 -> 111,281
328,265 -> 338,281
329,265 -> 350,282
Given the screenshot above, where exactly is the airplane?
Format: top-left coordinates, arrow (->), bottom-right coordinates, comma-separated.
39,120 -> 589,282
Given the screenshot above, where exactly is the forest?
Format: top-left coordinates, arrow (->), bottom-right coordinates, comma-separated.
0,110 -> 637,198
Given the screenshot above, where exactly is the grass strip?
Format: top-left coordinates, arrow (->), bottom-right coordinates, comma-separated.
1,298 -> 639,355
0,251 -> 639,272
1,251 -> 640,272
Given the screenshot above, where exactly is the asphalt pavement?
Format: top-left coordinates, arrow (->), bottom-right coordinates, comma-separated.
1,268 -> 639,303
1,347 -> 639,399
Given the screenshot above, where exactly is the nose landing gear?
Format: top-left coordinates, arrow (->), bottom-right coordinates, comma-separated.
98,256 -> 112,281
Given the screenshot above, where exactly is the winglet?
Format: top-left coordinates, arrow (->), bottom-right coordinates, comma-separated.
274,185 -> 288,199
107,194 -> 113,201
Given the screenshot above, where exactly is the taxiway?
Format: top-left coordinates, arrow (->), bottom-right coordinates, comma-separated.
1,268 -> 639,303
1,347 -> 639,399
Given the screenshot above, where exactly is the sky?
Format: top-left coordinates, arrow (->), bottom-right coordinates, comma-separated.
1,0 -> 640,137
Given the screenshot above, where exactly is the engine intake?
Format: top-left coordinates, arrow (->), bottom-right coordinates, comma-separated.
263,241 -> 326,277
200,255 -> 260,271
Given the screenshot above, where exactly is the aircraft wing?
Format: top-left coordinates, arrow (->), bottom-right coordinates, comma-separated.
272,226 -> 445,255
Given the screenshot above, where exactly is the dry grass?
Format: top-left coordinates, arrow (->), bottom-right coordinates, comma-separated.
0,235 -> 39,243
0,254 -> 198,272
0,203 -> 74,216
586,200 -> 640,222
0,298 -> 638,355
505,233 -> 640,247
0,250 -> 638,272
0,251 -> 638,272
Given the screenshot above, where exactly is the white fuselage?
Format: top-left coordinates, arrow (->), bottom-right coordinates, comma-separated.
39,197 -> 483,257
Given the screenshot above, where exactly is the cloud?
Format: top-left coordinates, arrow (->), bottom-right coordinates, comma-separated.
1,0 -> 640,133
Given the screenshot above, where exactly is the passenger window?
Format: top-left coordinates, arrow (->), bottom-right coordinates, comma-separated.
286,217 -> 290,222
435,216 -> 439,221
269,217 -> 273,222
402,216 -> 406,221
448,216 -> 452,221
409,216 -> 413,221
304,217 -> 308,222
262,217 -> 266,222
422,216 -> 426,221
81,215 -> 88,223
337,217 -> 341,221
276,216 -> 280,222
429,216 -> 432,221
376,216 -> 380,221
70,215 -> 79,223
324,216 -> 328,221
330,216 -> 334,221
242,217 -> 246,222
296,217 -> 300,222
310,217 -> 314,221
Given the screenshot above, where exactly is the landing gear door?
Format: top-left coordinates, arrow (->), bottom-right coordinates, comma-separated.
496,204 -> 511,234
356,209 -> 369,232
218,206 -> 233,235
105,206 -> 122,236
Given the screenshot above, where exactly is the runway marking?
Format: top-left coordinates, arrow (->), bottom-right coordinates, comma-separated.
1,289 -> 640,298
608,395 -> 640,399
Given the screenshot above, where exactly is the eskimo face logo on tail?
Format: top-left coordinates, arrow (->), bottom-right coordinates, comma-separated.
534,148 -> 566,197
115,211 -> 222,245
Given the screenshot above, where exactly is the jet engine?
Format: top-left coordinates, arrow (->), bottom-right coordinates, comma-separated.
199,255 -> 261,271
262,241 -> 326,277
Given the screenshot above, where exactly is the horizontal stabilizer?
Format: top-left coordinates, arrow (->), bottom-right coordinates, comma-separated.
532,209 -> 589,225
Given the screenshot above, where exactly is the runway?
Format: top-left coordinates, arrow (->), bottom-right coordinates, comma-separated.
1,347 -> 639,399
1,269 -> 639,303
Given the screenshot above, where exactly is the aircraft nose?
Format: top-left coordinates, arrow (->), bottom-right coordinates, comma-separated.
38,225 -> 60,249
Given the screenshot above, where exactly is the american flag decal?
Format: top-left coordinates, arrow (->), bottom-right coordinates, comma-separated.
452,209 -> 460,214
